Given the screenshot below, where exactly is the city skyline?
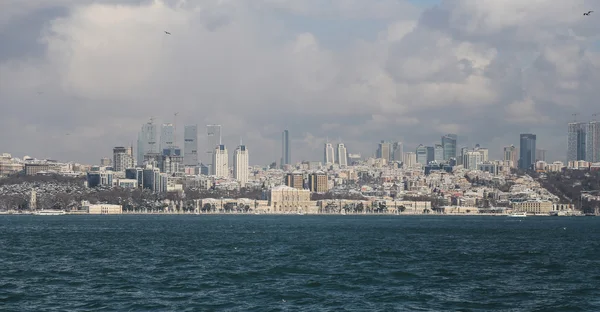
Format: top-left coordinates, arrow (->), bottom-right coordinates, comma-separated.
2,1 -> 599,164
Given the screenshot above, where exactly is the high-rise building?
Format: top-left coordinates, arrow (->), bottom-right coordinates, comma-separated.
160,123 -> 175,153
206,124 -> 222,170
519,134 -> 536,170
442,134 -> 458,161
426,146 -> 434,164
183,125 -> 198,166
336,143 -> 347,166
211,144 -> 228,177
377,141 -> 391,162
136,119 -> 158,165
324,142 -> 335,164
403,152 -> 417,167
308,172 -> 328,193
568,122 -> 587,162
281,130 -> 290,168
113,146 -> 134,172
463,151 -> 482,170
504,145 -> 518,168
474,145 -> 489,162
100,157 -> 112,166
433,144 -> 444,162
233,143 -> 249,187
587,121 -> 600,162
416,144 -> 427,165
285,171 -> 304,189
392,142 -> 403,161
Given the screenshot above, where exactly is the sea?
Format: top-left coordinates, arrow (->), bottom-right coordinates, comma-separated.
1,215 -> 599,311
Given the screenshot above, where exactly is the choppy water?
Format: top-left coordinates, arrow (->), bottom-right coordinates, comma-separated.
1,215 -> 599,311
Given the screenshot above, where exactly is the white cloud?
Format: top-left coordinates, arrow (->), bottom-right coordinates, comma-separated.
1,0 -> 600,164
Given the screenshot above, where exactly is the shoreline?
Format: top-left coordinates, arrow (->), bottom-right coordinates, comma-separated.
0,211 -> 588,217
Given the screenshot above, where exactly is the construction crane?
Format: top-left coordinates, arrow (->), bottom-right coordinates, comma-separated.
593,113 -> 599,121
572,113 -> 578,122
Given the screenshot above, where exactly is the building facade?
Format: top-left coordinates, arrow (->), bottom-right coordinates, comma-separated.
212,144 -> 229,178
519,133 -> 537,170
183,125 -> 198,166
233,144 -> 249,187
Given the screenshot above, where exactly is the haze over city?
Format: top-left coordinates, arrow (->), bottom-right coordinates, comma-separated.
2,0 -> 600,164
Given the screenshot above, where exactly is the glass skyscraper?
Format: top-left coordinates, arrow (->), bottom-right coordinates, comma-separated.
442,134 -> 458,161
519,133 -> 536,170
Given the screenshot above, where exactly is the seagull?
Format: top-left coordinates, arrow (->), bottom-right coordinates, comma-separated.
584,11 -> 593,16
164,31 -> 171,35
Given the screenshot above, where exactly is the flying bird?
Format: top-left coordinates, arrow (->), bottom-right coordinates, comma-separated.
164,31 -> 171,35
584,11 -> 593,16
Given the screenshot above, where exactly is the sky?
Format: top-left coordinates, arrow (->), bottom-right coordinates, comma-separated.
1,0 -> 600,165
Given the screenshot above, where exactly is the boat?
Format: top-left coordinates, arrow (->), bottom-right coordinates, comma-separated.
33,209 -> 66,216
508,212 -> 527,218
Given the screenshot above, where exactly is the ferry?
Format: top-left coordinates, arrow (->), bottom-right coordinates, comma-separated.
508,212 -> 527,218
33,209 -> 67,216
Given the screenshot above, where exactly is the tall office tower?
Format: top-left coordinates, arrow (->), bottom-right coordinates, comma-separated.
285,172 -> 304,189
426,146 -> 434,164
474,146 -> 489,162
233,143 -> 249,187
336,143 -> 348,166
459,146 -> 469,166
324,142 -> 335,164
113,146 -> 134,172
587,121 -> 600,162
392,142 -> 403,161
568,122 -> 587,161
308,172 -> 328,193
183,125 -> 198,166
403,152 -> 417,167
281,130 -> 290,168
535,149 -> 547,162
504,145 -> 518,168
160,123 -> 175,153
416,144 -> 428,165
207,124 -> 222,170
376,141 -> 391,162
137,119 -> 158,165
463,151 -> 482,170
519,133 -> 537,170
442,134 -> 458,161
434,144 -> 444,162
211,144 -> 228,177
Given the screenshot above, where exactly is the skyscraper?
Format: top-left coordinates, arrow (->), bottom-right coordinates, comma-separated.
207,124 -> 222,170
433,144 -> 444,162
392,142 -> 403,161
587,121 -> 600,162
233,143 -> 249,187
113,146 -> 134,172
519,133 -> 536,170
504,145 -> 518,168
336,143 -> 348,166
416,144 -> 427,165
183,125 -> 198,166
567,122 -> 587,162
376,141 -> 391,162
160,123 -> 175,153
212,144 -> 228,177
441,134 -> 458,161
324,142 -> 335,164
136,119 -> 158,165
281,130 -> 290,168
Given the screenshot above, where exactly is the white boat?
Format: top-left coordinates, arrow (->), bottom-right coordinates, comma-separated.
508,212 -> 527,218
33,209 -> 66,216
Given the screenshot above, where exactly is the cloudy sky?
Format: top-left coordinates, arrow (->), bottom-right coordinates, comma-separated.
1,0 -> 600,165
